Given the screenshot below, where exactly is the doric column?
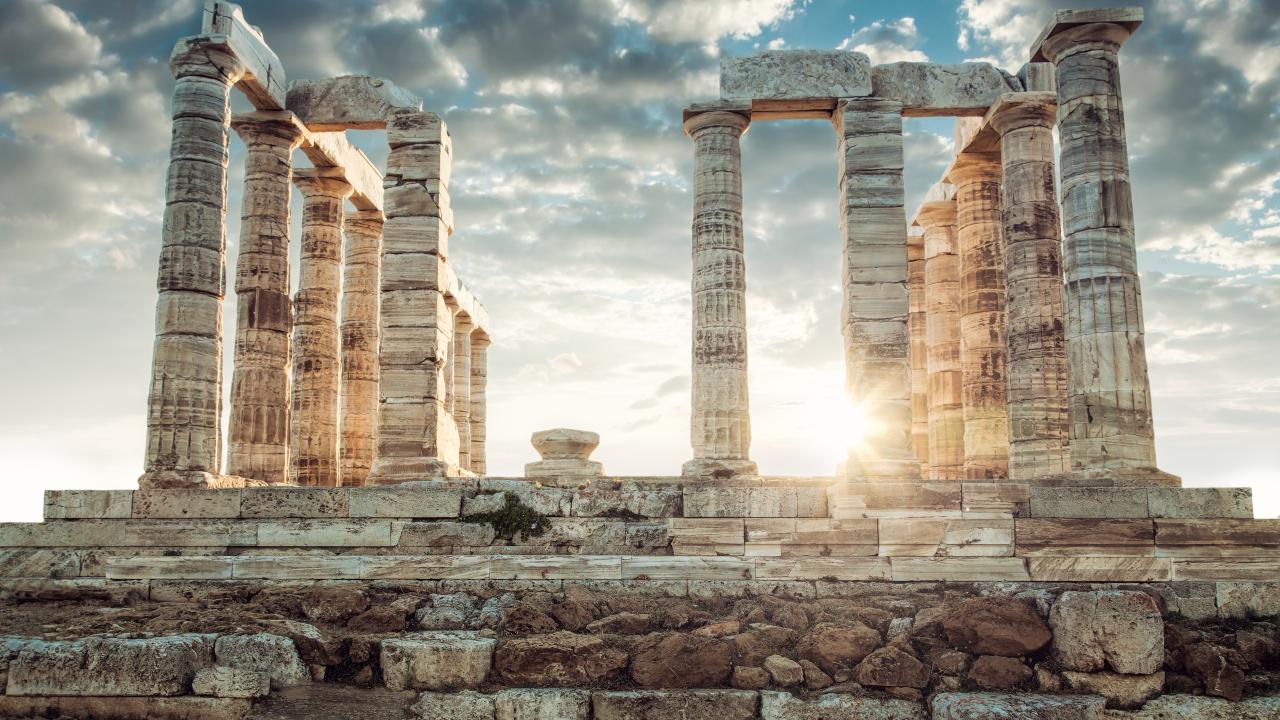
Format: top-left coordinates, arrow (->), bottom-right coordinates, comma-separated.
834,99 -> 919,481
916,187 -> 965,481
225,113 -> 304,485
339,210 -> 383,487
290,170 -> 352,487
140,38 -> 246,488
988,94 -> 1070,480
470,333 -> 490,476
453,314 -> 474,472
1036,12 -> 1168,479
681,105 -> 756,478
907,229 -> 930,473
947,154 -> 1010,480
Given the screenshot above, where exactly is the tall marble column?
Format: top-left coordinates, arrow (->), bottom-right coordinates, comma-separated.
226,114 -> 304,484
834,99 -> 919,481
988,94 -> 1071,480
339,210 -> 383,487
470,333 -> 490,476
453,313 -> 474,473
916,188 -> 965,481
290,170 -> 352,487
682,105 -> 756,478
907,230 -> 930,473
948,154 -> 1010,480
141,38 -> 247,488
1036,11 -> 1167,478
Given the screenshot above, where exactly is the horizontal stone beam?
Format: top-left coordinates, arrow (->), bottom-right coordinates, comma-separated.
233,111 -> 383,211
871,62 -> 1020,117
442,261 -> 490,333
287,75 -> 423,130
201,1 -> 285,110
720,50 -> 870,118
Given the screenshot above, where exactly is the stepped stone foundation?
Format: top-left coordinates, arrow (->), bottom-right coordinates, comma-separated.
4,3 -> 1275,718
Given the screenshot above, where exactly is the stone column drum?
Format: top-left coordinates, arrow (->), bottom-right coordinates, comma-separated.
140,38 -> 247,488
948,154 -> 1010,480
470,333 -> 490,476
989,94 -> 1071,480
339,210 -> 383,487
682,106 -> 757,478
1036,11 -> 1167,478
917,191 -> 965,481
290,170 -> 352,487
453,313 -> 474,473
834,99 -> 919,481
225,114 -> 304,485
907,230 -> 930,472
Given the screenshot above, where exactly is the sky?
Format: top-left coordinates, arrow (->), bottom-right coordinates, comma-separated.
0,0 -> 1276,522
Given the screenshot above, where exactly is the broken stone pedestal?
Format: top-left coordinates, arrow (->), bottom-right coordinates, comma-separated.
524,429 -> 604,478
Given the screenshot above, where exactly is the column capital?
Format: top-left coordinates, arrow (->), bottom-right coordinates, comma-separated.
471,329 -> 492,349
231,111 -> 307,149
293,168 -> 354,199
944,151 -> 1001,185
169,35 -> 247,84
1031,8 -> 1141,62
911,181 -> 957,230
682,102 -> 750,137
1035,20 -> 1139,65
985,91 -> 1057,135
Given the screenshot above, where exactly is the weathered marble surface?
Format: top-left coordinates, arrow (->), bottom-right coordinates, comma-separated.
452,312 -> 474,473
527,429 -> 604,478
914,184 -> 964,481
872,62 -> 1019,117
470,336 -> 490,475
286,74 -> 422,130
721,50 -> 871,107
906,230 -> 929,472
340,211 -> 384,487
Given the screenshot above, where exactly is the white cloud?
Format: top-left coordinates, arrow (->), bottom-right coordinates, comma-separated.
838,17 -> 929,64
616,0 -> 798,44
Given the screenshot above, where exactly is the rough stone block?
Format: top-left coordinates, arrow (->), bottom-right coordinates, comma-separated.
721,50 -> 871,105
1155,519 -> 1280,547
287,75 -> 422,130
192,666 -> 270,698
1216,582 -> 1280,619
1060,670 -> 1162,710
349,484 -> 464,518
1049,590 -> 1162,674
381,633 -> 494,691
871,62 -> 1018,117
240,488 -> 348,518
411,690 -> 494,720
255,519 -> 394,546
1028,557 -> 1171,582
931,692 -> 1105,719
106,556 -> 234,580
494,688 -> 589,720
1015,519 -> 1154,555
43,490 -> 132,519
0,696 -> 252,720
397,521 -> 496,547
760,691 -> 924,719
591,690 -> 758,720
490,555 -> 621,580
1028,487 -> 1148,518
667,518 -> 744,545
0,549 -> 80,578
1148,488 -> 1252,519
1173,559 -> 1280,581
889,557 -> 1029,581
571,486 -> 683,518
363,556 -> 490,580
232,556 -> 363,580
6,634 -> 215,696
132,490 -> 242,518
621,556 -> 752,581
214,634 -> 309,690
753,557 -> 891,581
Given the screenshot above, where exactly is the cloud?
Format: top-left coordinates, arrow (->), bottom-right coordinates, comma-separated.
616,0 -> 798,44
0,0 -> 106,91
839,16 -> 929,64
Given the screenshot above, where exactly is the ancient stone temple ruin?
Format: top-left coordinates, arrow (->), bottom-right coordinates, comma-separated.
0,4 -> 1277,719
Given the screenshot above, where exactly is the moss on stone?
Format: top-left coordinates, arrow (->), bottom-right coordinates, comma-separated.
460,491 -> 548,540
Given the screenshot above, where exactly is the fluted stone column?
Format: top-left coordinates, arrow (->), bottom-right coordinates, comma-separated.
907,230 -> 930,473
989,94 -> 1071,480
1036,12 -> 1169,480
470,333 -> 490,476
225,114 -> 304,485
290,170 -> 352,487
682,105 -> 756,478
339,210 -> 383,487
917,189 -> 965,481
453,313 -> 474,473
834,99 -> 919,481
140,38 -> 247,488
948,154 -> 1010,480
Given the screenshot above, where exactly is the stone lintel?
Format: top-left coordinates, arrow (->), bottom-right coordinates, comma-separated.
719,50 -> 871,108
441,260 -> 489,334
200,1 -> 285,110
982,91 -> 1057,135
1030,7 -> 1143,62
872,62 -> 1020,117
286,75 -> 423,130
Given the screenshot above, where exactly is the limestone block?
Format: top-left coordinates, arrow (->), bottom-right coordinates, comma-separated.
231,555 -> 363,581
397,521 -> 497,547
1061,670 -> 1162,710
1028,557 -> 1170,582
1049,591 -> 1162,674
494,688 -> 590,720
1015,519 -> 1154,556
930,692 -> 1104,719
477,480 -> 572,516
667,518 -> 744,545
214,634 -> 308,689
683,487 -> 750,517
591,690 -> 758,720
255,519 -> 394,546
721,50 -> 871,104
1147,488 -> 1252,519
1155,519 -> 1280,547
961,484 -> 1029,518
381,633 -> 494,691
878,518 -> 1013,557
387,109 -> 449,149
240,488 -> 348,518
0,550 -> 80,578
0,696 -> 252,720
0,520 -> 256,547
1216,582 -> 1280,619
1172,559 -> 1280,581
571,486 -> 682,518
106,556 -> 235,580
348,484 -> 464,518
621,556 -> 752,580
411,690 -> 494,720
200,2 -> 286,109
1111,695 -> 1280,719
753,558 -> 891,581
192,666 -> 270,698
1029,487 -> 1149,518
490,556 -> 622,580
889,557 -> 1030,581
6,634 -> 215,696
132,489 -> 242,518
43,490 -> 132,519
872,62 -> 1018,116
760,691 -> 924,719
363,555 -> 490,580
287,75 -> 422,130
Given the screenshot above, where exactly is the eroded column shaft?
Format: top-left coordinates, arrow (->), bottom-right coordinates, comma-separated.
907,232 -> 930,473
919,201 -> 965,481
470,336 -> 489,476
290,172 -> 352,487
453,315 -> 474,472
339,210 -> 383,487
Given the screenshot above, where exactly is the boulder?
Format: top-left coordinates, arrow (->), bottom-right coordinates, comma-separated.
764,655 -> 804,687
1184,643 -> 1246,701
930,692 -> 1105,719
382,632 -> 495,691
215,634 -> 310,690
267,620 -> 346,666
631,633 -> 732,688
495,632 -> 626,687
410,690 -> 494,720
942,597 -> 1051,657
501,603 -> 559,635
800,659 -> 833,689
732,625 -> 798,666
348,606 -> 409,632
301,587 -> 368,623
587,612 -> 652,635
1113,694 -> 1280,719
759,691 -> 925,720
6,634 -> 215,696
416,606 -> 470,631
731,665 -> 769,689
1061,670 -> 1163,709
1049,591 -> 1163,674
591,690 -> 758,720
796,622 -> 882,676
853,647 -> 928,689
968,655 -> 1032,690
494,688 -> 589,720
771,604 -> 810,631
192,666 -> 270,699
